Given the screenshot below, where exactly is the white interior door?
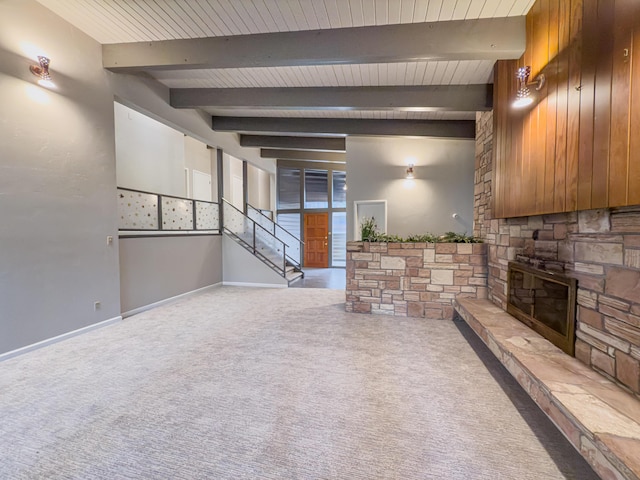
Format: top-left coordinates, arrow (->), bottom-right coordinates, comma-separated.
231,175 -> 244,210
192,170 -> 212,201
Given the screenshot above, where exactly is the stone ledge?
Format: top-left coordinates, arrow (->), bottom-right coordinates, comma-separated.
454,298 -> 640,480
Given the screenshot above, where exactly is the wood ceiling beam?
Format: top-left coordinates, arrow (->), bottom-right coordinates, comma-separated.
171,85 -> 492,112
241,135 -> 345,151
213,117 -> 476,138
103,17 -> 525,71
260,149 -> 346,162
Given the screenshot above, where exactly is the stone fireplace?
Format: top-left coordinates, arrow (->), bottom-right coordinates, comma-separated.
506,261 -> 577,356
475,111 -> 640,396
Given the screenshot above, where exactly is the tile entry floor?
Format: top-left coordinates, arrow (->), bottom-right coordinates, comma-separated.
290,267 -> 347,289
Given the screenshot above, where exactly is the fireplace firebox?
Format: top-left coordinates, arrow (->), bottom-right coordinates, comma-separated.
507,262 -> 577,356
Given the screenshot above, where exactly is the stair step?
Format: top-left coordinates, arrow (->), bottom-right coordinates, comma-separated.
286,270 -> 303,285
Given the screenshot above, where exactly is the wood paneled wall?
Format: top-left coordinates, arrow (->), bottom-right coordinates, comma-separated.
493,0 -> 640,218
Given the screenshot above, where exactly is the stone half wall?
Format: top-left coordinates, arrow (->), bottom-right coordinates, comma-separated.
474,111 -> 640,396
345,241 -> 487,319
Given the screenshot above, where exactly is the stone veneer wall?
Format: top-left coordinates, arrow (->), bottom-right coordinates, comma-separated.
345,241 -> 487,319
474,111 -> 640,396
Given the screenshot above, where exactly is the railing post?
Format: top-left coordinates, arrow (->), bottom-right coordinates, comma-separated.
192,199 -> 197,230
252,222 -> 256,254
157,195 -> 163,231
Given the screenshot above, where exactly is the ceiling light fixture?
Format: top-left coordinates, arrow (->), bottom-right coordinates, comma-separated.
30,56 -> 54,88
512,66 -> 545,109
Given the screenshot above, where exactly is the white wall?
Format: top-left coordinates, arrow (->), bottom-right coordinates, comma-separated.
346,136 -> 475,239
115,104 -> 218,201
0,0 -> 121,354
247,163 -> 272,211
184,135 -> 216,201
184,135 -> 211,174
109,73 -> 277,175
223,153 -> 244,210
115,102 -> 186,197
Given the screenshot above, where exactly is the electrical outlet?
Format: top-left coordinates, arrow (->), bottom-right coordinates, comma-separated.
106,235 -> 113,246
94,301 -> 101,311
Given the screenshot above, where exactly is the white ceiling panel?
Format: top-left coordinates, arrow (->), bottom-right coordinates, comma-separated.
33,0 -> 518,130
152,60 -> 495,89
204,108 -> 476,120
36,0 -> 534,44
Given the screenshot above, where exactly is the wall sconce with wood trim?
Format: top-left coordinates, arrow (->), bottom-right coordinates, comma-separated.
512,66 -> 545,109
30,56 -> 54,88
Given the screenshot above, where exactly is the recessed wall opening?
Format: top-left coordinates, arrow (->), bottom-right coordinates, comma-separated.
507,262 -> 578,356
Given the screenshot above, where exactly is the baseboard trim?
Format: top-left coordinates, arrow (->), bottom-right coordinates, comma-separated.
122,282 -> 222,318
223,281 -> 288,289
0,316 -> 122,363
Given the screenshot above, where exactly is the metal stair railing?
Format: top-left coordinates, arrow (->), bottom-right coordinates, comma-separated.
222,199 -> 289,278
247,204 -> 304,271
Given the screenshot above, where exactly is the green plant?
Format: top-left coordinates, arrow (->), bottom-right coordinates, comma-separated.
406,233 -> 439,243
438,231 -> 483,243
370,233 -> 405,243
359,229 -> 482,243
360,217 -> 377,241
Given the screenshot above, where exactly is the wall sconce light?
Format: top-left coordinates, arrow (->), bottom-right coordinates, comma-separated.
405,164 -> 415,179
512,66 -> 545,109
30,56 -> 54,88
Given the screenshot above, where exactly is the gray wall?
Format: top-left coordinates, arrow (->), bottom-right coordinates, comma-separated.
222,237 -> 287,287
0,0 -> 274,356
119,236 -> 222,314
346,136 -> 475,239
0,0 -> 121,354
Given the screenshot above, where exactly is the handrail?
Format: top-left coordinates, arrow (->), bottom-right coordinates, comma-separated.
246,204 -> 303,270
117,186 -> 218,206
222,199 -> 284,246
221,198 -> 288,275
247,204 -> 305,245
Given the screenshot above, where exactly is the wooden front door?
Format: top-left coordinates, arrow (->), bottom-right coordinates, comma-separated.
304,213 -> 329,268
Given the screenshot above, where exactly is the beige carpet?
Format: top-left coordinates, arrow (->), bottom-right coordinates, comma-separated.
0,287 -> 597,479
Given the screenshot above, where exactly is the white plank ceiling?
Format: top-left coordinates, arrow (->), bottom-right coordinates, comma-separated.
203,108 -> 477,120
35,0 -> 533,125
37,0 -> 535,43
153,60 -> 496,88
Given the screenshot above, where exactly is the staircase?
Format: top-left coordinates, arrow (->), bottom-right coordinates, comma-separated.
284,265 -> 303,284
222,199 -> 304,286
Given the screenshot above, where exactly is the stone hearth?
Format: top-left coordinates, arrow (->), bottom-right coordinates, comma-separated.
455,298 -> 640,480
475,111 -> 640,397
